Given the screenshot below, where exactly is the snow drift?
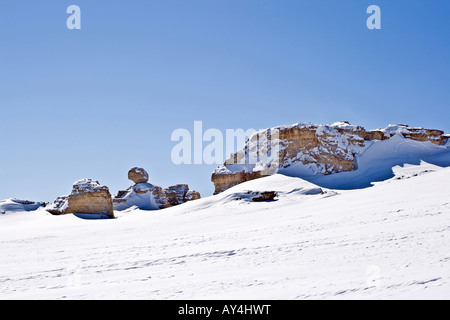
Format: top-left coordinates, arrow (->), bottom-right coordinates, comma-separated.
1,123 -> 450,299
1,160 -> 450,299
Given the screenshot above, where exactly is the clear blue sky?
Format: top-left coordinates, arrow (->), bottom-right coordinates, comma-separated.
1,0 -> 449,201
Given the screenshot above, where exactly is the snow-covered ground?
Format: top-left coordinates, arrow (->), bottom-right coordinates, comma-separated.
1,136 -> 450,299
1,158 -> 450,299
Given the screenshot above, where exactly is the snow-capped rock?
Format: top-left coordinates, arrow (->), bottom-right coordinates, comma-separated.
211,122 -> 448,194
185,189 -> 202,202
377,124 -> 446,144
47,179 -> 114,218
164,184 -> 201,206
0,199 -> 46,215
128,167 -> 149,184
113,168 -> 201,211
113,183 -> 170,211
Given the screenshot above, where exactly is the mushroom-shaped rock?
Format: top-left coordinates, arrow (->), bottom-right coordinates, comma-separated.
128,167 -> 149,184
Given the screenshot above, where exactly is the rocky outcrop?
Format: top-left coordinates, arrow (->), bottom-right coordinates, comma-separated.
212,122 -> 448,194
231,190 -> 278,202
398,128 -> 445,145
47,179 -> 114,218
164,184 -> 201,206
211,171 -> 267,196
113,168 -> 201,211
251,191 -> 278,202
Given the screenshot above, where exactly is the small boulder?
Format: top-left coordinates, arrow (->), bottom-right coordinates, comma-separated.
251,191 -> 277,202
128,167 -> 149,184
185,190 -> 201,202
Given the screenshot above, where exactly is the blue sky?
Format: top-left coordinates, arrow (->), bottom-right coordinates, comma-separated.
1,0 -> 449,201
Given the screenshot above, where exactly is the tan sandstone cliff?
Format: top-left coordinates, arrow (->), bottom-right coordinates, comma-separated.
211,122 -> 448,194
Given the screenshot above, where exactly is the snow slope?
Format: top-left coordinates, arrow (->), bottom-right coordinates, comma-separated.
280,134 -> 450,189
1,159 -> 450,299
113,183 -> 166,211
0,199 -> 46,215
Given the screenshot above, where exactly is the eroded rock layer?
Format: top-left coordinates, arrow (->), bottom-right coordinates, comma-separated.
211,122 -> 448,194
47,179 -> 114,218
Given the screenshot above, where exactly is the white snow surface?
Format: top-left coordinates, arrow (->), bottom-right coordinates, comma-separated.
376,124 -> 411,137
1,158 -> 450,299
0,199 -> 45,215
72,179 -> 107,194
280,134 -> 450,189
113,183 -> 164,211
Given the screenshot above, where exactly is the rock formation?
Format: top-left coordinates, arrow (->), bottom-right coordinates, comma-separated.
164,184 -> 201,206
250,191 -> 278,202
128,167 -> 149,184
47,179 -> 114,218
231,190 -> 279,202
113,168 -> 201,211
211,122 -> 448,194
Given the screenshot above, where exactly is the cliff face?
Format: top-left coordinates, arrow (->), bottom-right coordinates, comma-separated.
211,122 -> 448,194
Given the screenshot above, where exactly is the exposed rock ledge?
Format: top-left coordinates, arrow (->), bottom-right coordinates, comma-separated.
211,122 -> 448,194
